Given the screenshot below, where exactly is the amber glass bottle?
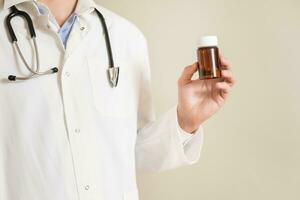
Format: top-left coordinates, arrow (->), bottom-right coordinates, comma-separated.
197,36 -> 221,79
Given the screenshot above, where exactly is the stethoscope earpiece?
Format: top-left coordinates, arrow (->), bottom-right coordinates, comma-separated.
51,68 -> 59,73
8,75 -> 17,81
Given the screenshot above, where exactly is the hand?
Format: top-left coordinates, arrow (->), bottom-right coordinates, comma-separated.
177,54 -> 236,133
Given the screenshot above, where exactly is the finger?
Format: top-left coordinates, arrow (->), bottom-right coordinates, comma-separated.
178,63 -> 198,85
215,82 -> 231,94
219,53 -> 232,70
221,70 -> 236,86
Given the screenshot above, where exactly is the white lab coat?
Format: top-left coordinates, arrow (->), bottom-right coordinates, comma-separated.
0,0 -> 204,200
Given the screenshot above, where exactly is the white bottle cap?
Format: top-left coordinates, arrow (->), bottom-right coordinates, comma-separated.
198,36 -> 218,47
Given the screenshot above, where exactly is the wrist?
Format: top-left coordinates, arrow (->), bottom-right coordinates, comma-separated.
176,106 -> 200,134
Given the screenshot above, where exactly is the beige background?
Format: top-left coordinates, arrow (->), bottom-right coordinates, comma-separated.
97,0 -> 300,199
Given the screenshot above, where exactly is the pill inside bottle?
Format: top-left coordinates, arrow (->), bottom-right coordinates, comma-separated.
197,36 -> 221,80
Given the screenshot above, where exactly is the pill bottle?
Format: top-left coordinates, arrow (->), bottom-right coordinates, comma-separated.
197,36 -> 221,79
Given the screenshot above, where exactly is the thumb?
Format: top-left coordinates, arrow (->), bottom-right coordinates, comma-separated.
178,63 -> 198,86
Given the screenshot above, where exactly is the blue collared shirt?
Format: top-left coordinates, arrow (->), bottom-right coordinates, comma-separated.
35,2 -> 77,48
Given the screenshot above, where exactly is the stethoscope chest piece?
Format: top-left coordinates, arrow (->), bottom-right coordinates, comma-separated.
107,67 -> 120,87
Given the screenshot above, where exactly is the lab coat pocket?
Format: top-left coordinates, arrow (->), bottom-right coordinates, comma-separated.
87,58 -> 137,118
123,189 -> 139,200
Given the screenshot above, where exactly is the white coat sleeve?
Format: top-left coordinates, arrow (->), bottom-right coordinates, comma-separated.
135,36 -> 204,173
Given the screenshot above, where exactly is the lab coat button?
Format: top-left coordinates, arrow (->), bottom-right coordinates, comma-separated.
80,27 -> 85,31
64,72 -> 71,77
84,185 -> 90,190
75,129 -> 80,133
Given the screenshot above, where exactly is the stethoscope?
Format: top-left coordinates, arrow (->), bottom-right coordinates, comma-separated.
5,5 -> 120,87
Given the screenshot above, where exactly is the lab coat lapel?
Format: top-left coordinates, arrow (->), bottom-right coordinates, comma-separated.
63,18 -> 90,61
63,6 -> 113,65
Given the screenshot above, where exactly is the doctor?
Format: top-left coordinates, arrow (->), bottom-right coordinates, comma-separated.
0,0 -> 235,200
